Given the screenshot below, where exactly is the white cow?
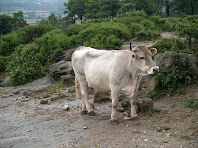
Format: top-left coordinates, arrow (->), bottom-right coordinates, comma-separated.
72,43 -> 159,124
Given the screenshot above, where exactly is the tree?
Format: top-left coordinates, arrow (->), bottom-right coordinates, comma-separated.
64,0 -> 88,21
84,0 -> 99,19
13,11 -> 28,31
165,0 -> 169,17
0,15 -> 13,35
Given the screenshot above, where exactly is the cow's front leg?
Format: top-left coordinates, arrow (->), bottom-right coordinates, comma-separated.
110,89 -> 119,124
130,97 -> 138,120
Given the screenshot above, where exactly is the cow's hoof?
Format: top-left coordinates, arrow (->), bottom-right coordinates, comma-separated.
110,120 -> 119,125
88,111 -> 96,116
81,110 -> 88,115
131,116 -> 139,121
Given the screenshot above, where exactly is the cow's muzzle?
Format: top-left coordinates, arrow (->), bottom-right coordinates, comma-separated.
148,66 -> 159,75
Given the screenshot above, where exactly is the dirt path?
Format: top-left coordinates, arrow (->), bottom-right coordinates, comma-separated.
1,78 -> 198,148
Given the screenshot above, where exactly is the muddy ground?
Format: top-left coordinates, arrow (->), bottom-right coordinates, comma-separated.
0,76 -> 198,148
0,32 -> 198,148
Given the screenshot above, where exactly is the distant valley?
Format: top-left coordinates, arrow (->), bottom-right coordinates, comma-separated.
0,0 -> 68,25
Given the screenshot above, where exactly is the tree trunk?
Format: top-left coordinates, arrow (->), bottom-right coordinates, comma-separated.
191,0 -> 194,15
165,0 -> 169,17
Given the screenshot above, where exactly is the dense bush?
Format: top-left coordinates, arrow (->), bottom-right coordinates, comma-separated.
83,34 -> 123,49
79,22 -> 130,44
115,16 -> 145,27
117,10 -> 147,18
129,23 -> 145,36
7,45 -> 44,85
150,55 -> 198,99
139,20 -> 155,30
151,16 -> 172,32
64,24 -> 90,36
0,33 -> 20,56
135,30 -> 160,40
17,25 -> 54,43
0,56 -> 8,73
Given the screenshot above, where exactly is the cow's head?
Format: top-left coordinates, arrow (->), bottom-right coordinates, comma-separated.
130,41 -> 159,76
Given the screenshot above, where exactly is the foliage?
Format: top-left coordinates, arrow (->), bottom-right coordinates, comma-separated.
84,34 -> 123,49
0,11 -> 27,35
183,96 -> 198,109
0,56 -> 8,73
17,25 -> 54,43
79,22 -> 130,43
129,23 -> 144,36
153,55 -> 198,99
7,45 -> 44,85
0,32 -> 20,56
117,10 -> 147,18
0,15 -> 13,35
154,37 -> 189,53
151,15 -> 172,31
115,16 -> 145,27
64,24 -> 90,36
135,30 -> 160,40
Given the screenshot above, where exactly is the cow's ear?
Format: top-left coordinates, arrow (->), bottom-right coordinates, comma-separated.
150,48 -> 157,56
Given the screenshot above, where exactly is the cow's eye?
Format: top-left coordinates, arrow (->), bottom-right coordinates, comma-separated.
140,57 -> 144,59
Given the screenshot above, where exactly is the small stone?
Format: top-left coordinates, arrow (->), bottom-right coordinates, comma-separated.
40,99 -> 48,104
83,126 -> 88,129
144,139 -> 148,142
126,125 -> 129,127
43,93 -> 49,98
63,105 -> 69,111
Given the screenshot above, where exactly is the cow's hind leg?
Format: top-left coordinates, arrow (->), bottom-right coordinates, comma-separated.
79,78 -> 95,116
110,87 -> 119,124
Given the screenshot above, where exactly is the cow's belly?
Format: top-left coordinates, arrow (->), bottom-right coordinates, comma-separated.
86,73 -> 111,92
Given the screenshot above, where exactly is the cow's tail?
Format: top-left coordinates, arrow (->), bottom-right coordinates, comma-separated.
75,77 -> 80,100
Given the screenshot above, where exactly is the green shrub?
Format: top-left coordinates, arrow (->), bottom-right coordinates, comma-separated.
155,55 -> 198,94
139,20 -> 155,30
0,32 -> 20,56
83,18 -> 111,24
83,34 -> 123,49
79,22 -> 130,43
0,56 -> 8,73
7,45 -> 44,85
64,24 -> 90,36
130,23 -> 145,36
118,10 -> 147,18
115,16 -> 145,27
183,96 -> 198,109
151,15 -> 172,31
135,30 -> 160,40
17,25 -> 54,43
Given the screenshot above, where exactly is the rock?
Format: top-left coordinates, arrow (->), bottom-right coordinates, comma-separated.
51,94 -> 65,101
137,98 -> 153,113
83,126 -> 88,129
49,61 -> 74,81
63,105 -> 69,111
60,74 -> 74,84
121,98 -> 153,113
40,99 -> 48,104
2,76 -> 11,85
42,93 -> 49,98
94,92 -> 110,103
56,49 -> 76,62
68,86 -> 75,93
138,75 -> 156,97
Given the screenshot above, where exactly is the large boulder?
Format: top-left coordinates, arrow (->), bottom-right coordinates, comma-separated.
49,61 -> 74,81
55,49 -> 76,62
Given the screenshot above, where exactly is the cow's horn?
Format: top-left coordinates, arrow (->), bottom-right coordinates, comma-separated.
147,40 -> 158,48
130,42 -> 132,51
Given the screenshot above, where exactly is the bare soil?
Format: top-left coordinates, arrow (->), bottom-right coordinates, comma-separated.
0,76 -> 198,148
